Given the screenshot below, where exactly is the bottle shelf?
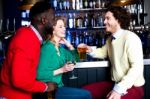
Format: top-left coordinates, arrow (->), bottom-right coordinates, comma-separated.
55,8 -> 107,13
66,26 -> 105,31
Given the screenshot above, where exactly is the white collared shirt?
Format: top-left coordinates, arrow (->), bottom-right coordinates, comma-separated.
112,29 -> 124,40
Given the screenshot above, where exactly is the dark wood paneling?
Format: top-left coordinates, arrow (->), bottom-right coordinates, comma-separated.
144,65 -> 150,99
63,67 -> 111,88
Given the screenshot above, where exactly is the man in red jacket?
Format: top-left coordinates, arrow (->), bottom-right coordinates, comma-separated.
0,1 -> 57,99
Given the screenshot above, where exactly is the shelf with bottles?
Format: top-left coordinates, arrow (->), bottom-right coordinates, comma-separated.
123,3 -> 146,26
65,29 -> 109,48
53,0 -> 109,29
57,12 -> 105,30
53,0 -> 108,30
66,26 -> 105,31
52,0 -> 110,11
55,7 -> 107,13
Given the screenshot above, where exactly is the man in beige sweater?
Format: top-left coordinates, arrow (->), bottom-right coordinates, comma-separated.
80,6 -> 145,99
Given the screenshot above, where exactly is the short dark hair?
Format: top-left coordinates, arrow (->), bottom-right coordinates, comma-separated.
106,6 -> 131,29
29,1 -> 52,20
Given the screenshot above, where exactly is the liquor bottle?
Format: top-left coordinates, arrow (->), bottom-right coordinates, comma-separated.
6,19 -> 9,33
13,18 -> 16,33
66,30 -> 72,44
96,0 -> 101,8
76,0 -> 80,10
79,31 -> 84,43
93,0 -> 96,9
59,0 -> 63,10
72,0 -> 76,10
63,0 -> 67,10
84,13 -> 89,27
89,0 -> 93,8
88,32 -> 93,46
66,0 -> 70,10
53,0 -> 57,10
91,14 -> 95,27
71,31 -> 76,46
83,31 -> 89,44
73,13 -> 76,28
68,13 -> 74,28
101,0 -> 105,8
83,0 -> 88,9
76,15 -> 83,28
96,13 -> 103,27
101,31 -> 106,45
75,32 -> 80,47
79,0 -> 83,9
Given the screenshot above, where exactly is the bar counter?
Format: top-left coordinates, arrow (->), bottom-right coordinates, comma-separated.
75,59 -> 150,68
63,59 -> 150,99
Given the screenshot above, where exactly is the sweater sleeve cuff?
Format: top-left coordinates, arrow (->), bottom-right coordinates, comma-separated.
113,84 -> 127,96
87,52 -> 96,57
44,83 -> 48,92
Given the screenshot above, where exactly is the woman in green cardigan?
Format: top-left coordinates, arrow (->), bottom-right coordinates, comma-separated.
36,16 -> 92,99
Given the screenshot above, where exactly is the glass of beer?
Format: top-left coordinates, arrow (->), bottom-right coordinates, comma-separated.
77,44 -> 87,61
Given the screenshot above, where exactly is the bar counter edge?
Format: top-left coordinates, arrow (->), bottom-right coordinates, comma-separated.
75,59 -> 150,68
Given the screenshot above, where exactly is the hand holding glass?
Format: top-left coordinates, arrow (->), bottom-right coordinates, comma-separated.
67,61 -> 78,79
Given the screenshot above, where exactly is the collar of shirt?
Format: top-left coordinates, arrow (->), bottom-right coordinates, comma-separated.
112,29 -> 124,40
30,25 -> 43,44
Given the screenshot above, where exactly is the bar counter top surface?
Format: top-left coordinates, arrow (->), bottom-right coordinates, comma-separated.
75,59 -> 150,68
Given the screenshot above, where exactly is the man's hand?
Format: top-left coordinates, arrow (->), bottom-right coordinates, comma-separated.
46,82 -> 58,92
106,90 -> 121,99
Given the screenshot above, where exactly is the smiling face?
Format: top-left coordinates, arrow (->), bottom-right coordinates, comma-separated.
104,11 -> 120,34
53,19 -> 66,39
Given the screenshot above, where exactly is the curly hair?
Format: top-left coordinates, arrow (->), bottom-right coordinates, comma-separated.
106,6 -> 131,29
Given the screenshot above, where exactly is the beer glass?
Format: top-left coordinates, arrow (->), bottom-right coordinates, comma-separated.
77,46 -> 87,61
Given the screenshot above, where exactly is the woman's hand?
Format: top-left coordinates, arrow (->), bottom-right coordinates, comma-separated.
53,62 -> 75,75
61,62 -> 75,73
59,38 -> 74,50
59,38 -> 67,44
106,90 -> 121,99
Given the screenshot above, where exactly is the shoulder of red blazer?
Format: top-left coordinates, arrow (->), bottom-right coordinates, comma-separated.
10,26 -> 41,47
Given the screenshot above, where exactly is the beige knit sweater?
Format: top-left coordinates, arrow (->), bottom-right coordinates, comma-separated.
91,29 -> 145,92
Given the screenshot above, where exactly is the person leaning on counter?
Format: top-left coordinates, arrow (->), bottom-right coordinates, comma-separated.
79,6 -> 145,99
0,1 -> 57,99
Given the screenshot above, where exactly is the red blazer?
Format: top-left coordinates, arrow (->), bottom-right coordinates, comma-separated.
0,26 -> 46,99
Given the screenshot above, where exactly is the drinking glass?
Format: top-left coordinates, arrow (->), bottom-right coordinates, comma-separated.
68,61 -> 78,79
77,46 -> 87,61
